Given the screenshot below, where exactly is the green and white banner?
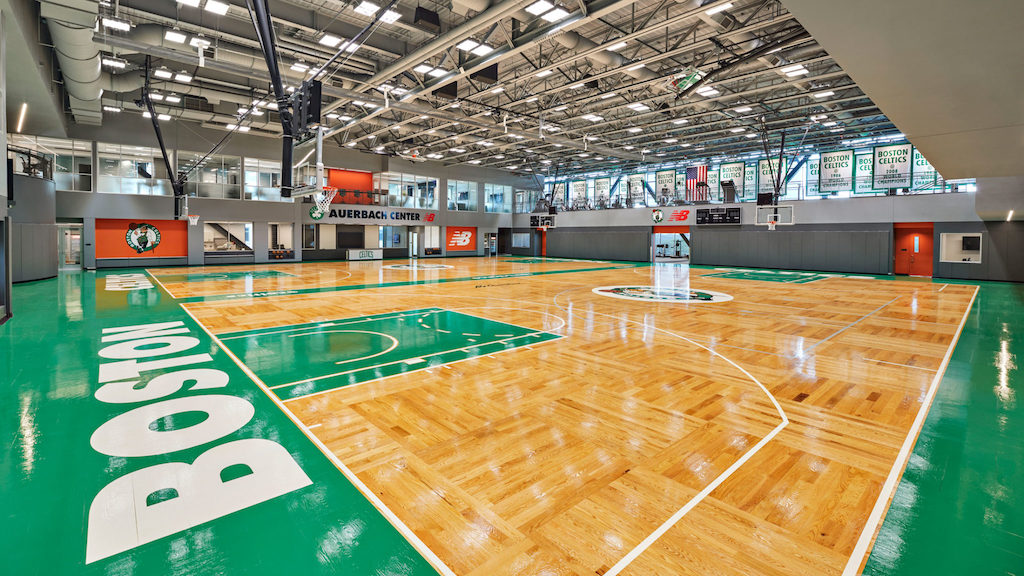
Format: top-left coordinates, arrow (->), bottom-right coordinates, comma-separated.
912,147 -> 938,189
628,174 -> 646,200
757,158 -> 788,195
594,177 -> 610,201
806,159 -> 820,195
743,164 -> 757,199
719,162 -> 745,197
655,170 -> 675,196
819,149 -> 855,193
552,181 -> 567,203
570,180 -> 587,200
675,172 -> 686,193
706,169 -> 720,201
873,143 -> 913,189
855,154 -> 874,194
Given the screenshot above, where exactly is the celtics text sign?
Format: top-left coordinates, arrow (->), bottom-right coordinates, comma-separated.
819,150 -> 855,193
873,143 -> 912,189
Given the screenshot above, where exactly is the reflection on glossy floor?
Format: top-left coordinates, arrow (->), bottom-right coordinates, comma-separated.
180,258 -> 977,576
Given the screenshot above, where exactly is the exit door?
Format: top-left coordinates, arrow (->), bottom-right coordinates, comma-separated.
409,230 -> 419,258
58,225 -> 82,269
485,233 -> 497,256
894,224 -> 933,276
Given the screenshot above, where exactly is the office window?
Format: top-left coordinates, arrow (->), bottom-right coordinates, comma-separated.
485,183 -> 513,213
447,179 -> 478,211
178,152 -> 242,199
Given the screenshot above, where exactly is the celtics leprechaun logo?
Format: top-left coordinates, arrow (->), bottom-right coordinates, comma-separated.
592,285 -> 733,303
125,222 -> 162,254
652,209 -> 664,223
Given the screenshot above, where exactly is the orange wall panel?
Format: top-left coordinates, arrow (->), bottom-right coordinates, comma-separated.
95,218 -> 189,258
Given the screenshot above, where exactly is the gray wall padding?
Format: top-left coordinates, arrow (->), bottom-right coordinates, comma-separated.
934,221 -> 1024,282
10,176 -> 57,282
96,257 -> 187,269
691,224 -> 892,275
544,226 -> 651,261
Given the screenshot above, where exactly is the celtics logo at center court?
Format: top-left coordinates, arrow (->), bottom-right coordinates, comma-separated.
592,285 -> 733,303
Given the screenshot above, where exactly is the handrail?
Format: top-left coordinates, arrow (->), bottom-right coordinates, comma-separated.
7,145 -> 53,180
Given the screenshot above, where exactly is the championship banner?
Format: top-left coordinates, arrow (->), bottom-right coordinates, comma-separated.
655,170 -> 675,197
628,174 -> 646,201
552,181 -> 567,204
912,147 -> 938,189
95,218 -> 188,259
743,164 -> 757,199
594,178 -> 610,203
675,172 -> 686,194
819,149 -> 855,193
719,162 -> 745,197
445,226 -> 477,251
757,158 -> 788,195
570,180 -> 587,201
706,169 -> 720,201
855,154 -> 874,194
806,158 -> 820,194
873,143 -> 913,189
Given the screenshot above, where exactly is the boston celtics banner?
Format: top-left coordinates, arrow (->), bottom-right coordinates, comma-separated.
743,164 -> 757,199
912,147 -> 938,189
757,158 -> 788,195
873,143 -> 913,189
655,170 -> 675,196
552,181 -> 567,203
570,180 -> 587,202
706,169 -> 720,201
819,149 -> 855,193
806,159 -> 820,195
855,154 -> 874,194
675,172 -> 686,194
594,178 -> 610,203
719,162 -> 745,197
628,173 -> 646,201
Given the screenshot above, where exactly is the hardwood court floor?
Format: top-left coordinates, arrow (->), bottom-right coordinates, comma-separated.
178,258 -> 977,576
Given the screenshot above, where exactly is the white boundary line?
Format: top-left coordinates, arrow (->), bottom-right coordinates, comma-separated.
841,284 -> 979,576
179,303 -> 458,576
145,269 -> 178,299
550,289 -> 788,575
219,308 -> 443,340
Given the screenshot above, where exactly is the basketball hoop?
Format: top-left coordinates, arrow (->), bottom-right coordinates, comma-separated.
187,214 -> 200,226
767,220 -> 777,231
310,187 -> 338,220
537,226 -> 548,232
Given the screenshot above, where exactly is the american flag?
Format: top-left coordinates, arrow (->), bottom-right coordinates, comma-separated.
685,165 -> 708,193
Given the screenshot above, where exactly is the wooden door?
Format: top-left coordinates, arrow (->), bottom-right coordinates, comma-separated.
894,225 -> 933,276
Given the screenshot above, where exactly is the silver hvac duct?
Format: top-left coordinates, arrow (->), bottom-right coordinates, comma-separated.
44,9 -> 103,125
552,31 -> 661,83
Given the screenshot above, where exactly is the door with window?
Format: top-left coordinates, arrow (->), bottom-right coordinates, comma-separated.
894,224 -> 933,276
58,225 -> 82,269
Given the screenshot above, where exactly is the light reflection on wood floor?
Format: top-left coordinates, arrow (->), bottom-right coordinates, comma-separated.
180,259 -> 976,576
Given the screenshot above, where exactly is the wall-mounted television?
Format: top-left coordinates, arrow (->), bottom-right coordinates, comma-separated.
962,236 -> 981,251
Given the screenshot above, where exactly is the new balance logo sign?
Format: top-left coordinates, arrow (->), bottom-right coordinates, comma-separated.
450,231 -> 473,246
669,210 -> 690,222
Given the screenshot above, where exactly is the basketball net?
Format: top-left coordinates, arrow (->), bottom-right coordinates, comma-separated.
187,214 -> 200,226
311,187 -> 338,219
767,220 -> 777,231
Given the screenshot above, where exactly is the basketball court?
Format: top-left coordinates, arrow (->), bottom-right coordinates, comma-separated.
130,256 -> 978,575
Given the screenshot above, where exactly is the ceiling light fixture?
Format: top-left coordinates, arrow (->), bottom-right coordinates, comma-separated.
354,1 -> 380,16
553,105 -> 568,111
456,39 -> 480,51
319,34 -> 342,47
491,86 -> 504,93
734,106 -> 752,113
16,103 -> 27,133
672,118 -> 688,124
536,69 -> 553,78
541,7 -> 569,22
428,67 -> 447,77
204,0 -> 229,15
164,29 -> 187,43
705,2 -> 733,15
176,0 -> 200,6
290,62 -> 309,72
157,113 -> 171,121
605,41 -> 627,52
149,92 -> 164,101
413,63 -> 433,74
628,127 -> 642,133
174,72 -> 193,83
100,17 -> 131,31
526,0 -> 554,15
189,36 -> 211,48
381,9 -> 401,23
102,57 -> 127,69
164,94 -> 182,103
729,127 -> 745,133
600,92 -> 616,99
813,90 -> 834,98
627,63 -> 645,71
103,105 -> 122,113
153,67 -> 173,79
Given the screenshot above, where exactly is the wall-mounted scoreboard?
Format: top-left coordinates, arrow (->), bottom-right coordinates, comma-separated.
695,207 -> 741,224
